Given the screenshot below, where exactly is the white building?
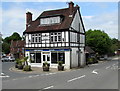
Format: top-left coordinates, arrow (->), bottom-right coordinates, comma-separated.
23,2 -> 86,69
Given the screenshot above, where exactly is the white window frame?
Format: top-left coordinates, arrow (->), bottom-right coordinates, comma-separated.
51,32 -> 62,42
31,33 -> 41,43
40,16 -> 60,25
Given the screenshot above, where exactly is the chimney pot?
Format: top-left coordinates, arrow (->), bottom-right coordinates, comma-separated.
26,11 -> 32,24
68,1 -> 74,8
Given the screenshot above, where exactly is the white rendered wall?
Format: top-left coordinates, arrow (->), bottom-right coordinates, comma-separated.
80,48 -> 86,67
71,48 -> 78,68
65,51 -> 70,69
71,10 -> 84,33
25,51 -> 31,65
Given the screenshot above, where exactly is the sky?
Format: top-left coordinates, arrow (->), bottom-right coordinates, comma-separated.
1,1 -> 118,39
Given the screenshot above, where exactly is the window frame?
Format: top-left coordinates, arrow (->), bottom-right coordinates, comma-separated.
50,32 -> 62,42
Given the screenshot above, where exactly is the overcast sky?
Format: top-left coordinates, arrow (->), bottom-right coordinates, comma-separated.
1,1 -> 118,39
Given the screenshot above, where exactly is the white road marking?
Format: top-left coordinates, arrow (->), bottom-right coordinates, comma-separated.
91,64 -> 99,66
28,76 -> 33,78
13,79 -> 17,80
41,73 -> 56,76
1,73 -> 5,75
33,75 -> 40,77
92,69 -> 98,74
67,75 -> 86,82
0,75 -> 10,78
43,86 -> 54,89
106,66 -> 111,69
49,73 -> 56,75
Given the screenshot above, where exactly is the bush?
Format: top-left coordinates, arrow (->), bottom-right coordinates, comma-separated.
43,62 -> 50,67
57,61 -> 63,66
87,58 -> 94,64
23,65 -> 32,71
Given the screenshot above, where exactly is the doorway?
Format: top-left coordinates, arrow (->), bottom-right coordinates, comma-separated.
42,52 -> 51,65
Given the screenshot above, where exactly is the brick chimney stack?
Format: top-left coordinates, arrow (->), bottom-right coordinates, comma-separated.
68,1 -> 74,14
26,12 -> 32,28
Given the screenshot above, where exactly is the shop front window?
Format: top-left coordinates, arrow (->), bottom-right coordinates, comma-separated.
51,53 -> 57,63
51,52 -> 65,64
30,53 -> 35,63
30,52 -> 41,63
58,53 -> 65,64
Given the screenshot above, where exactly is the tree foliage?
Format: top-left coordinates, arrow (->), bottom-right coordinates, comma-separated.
86,29 -> 112,55
2,32 -> 22,54
3,32 -> 22,44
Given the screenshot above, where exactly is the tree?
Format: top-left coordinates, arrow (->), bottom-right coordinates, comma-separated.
86,29 -> 112,55
2,42 -> 10,54
2,32 -> 22,54
111,38 -> 120,53
3,32 -> 22,44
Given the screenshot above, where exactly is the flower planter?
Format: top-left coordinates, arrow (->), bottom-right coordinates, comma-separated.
15,64 -> 18,68
23,65 -> 32,71
43,66 -> 49,71
18,65 -> 23,70
58,66 -> 64,71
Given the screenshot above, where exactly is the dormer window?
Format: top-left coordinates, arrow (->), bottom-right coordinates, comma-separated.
40,16 -> 60,25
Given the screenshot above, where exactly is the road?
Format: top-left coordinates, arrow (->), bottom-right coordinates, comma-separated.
2,57 -> 119,90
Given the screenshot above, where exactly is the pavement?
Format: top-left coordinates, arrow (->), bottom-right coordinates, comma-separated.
10,66 -> 73,74
2,56 -> 119,90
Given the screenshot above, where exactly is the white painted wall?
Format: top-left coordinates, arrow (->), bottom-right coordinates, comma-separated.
71,10 -> 84,33
80,48 -> 86,67
25,51 -> 31,65
65,51 -> 70,69
71,48 -> 78,68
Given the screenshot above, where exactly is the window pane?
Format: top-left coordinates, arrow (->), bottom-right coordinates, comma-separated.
36,53 -> 41,63
51,53 -> 57,63
58,53 -> 65,64
43,55 -> 45,61
47,55 -> 50,61
58,36 -> 61,41
30,53 -> 35,63
55,36 -> 57,41
54,33 -> 57,35
35,37 -> 37,43
51,36 -> 53,42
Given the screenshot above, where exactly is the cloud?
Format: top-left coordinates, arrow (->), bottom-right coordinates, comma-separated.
1,0 -> 119,2
83,11 -> 118,39
2,4 -> 43,38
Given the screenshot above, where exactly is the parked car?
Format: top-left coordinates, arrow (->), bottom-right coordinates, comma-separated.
99,55 -> 108,61
8,56 -> 15,62
1,56 -> 15,62
1,57 -> 9,62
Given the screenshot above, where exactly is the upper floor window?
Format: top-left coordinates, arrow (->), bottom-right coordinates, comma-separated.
31,33 -> 41,43
51,32 -> 62,42
40,16 -> 60,25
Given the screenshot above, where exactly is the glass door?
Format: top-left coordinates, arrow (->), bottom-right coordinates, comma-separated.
42,52 -> 51,65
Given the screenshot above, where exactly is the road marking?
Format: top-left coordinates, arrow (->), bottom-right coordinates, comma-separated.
67,75 -> 86,82
49,73 -> 56,75
28,76 -> 33,78
43,86 -> 54,89
92,69 -> 98,74
13,79 -> 17,80
41,73 -> 56,76
106,66 -> 110,69
33,75 -> 40,77
91,64 -> 99,66
1,73 -> 5,75
0,75 -> 10,78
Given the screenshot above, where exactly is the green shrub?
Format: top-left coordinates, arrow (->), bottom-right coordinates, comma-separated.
57,61 -> 63,66
23,65 -> 32,71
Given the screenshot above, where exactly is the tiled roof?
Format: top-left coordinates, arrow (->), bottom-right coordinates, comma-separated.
85,46 -> 95,54
24,6 -> 79,33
